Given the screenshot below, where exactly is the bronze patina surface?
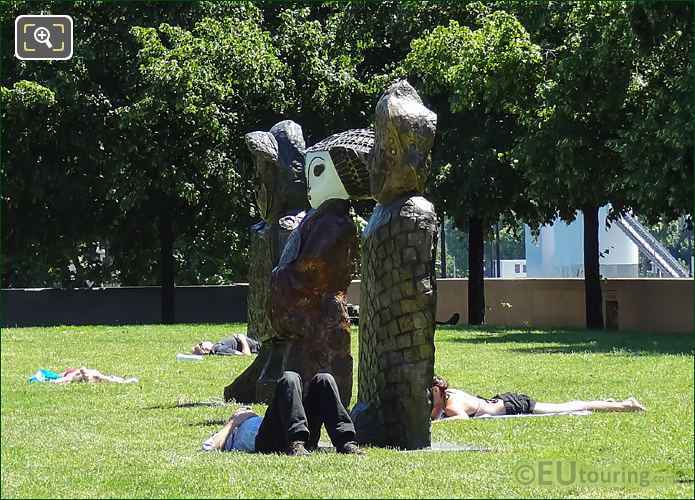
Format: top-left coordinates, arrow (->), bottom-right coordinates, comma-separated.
352,81 -> 439,449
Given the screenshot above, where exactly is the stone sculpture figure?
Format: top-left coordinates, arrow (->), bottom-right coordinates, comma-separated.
351,80 -> 438,449
266,129 -> 374,406
225,120 -> 309,403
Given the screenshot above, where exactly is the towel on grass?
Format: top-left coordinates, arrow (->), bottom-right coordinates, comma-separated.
27,369 -> 61,382
475,410 -> 592,419
27,368 -> 138,384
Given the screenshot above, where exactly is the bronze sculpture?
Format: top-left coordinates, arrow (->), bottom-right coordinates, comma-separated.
351,80 -> 438,449
225,120 -> 309,403
266,129 -> 374,406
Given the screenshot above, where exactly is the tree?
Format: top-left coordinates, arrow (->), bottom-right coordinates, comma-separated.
267,6 -> 363,143
0,1 -> 124,288
1,2 -> 248,289
0,80 -> 98,288
614,3 -> 693,224
330,1 -> 489,117
514,2 -> 692,328
118,11 -> 289,322
438,217 -> 524,278
2,3 -> 373,297
402,11 -> 546,324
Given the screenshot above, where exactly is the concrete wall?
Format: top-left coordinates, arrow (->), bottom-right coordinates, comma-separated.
1,285 -> 248,328
4,279 -> 692,333
347,278 -> 693,333
602,279 -> 693,333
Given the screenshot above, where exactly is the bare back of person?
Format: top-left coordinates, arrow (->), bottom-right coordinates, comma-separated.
442,389 -> 506,419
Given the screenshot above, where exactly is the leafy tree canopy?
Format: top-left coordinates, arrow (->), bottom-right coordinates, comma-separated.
402,10 -> 546,232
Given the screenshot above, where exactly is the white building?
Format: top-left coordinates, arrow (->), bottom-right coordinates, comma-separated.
525,205 -> 639,278
498,259 -> 527,278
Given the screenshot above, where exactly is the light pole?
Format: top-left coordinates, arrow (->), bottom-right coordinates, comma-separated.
689,226 -> 692,278
495,220 -> 501,278
440,215 -> 447,278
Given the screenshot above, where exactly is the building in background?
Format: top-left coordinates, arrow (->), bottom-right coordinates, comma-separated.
525,205 -> 638,278
524,205 -> 689,278
484,259 -> 527,278
498,259 -> 526,278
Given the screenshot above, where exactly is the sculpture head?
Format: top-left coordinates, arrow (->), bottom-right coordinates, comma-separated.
370,80 -> 437,205
305,129 -> 374,209
245,120 -> 308,222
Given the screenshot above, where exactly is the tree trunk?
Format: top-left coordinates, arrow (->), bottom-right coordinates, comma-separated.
159,198 -> 175,324
583,205 -> 604,329
468,216 -> 485,324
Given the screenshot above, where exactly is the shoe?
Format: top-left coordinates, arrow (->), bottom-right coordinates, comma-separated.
337,441 -> 363,455
287,440 -> 311,456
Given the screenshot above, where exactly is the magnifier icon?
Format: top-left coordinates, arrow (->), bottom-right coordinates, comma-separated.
33,26 -> 52,49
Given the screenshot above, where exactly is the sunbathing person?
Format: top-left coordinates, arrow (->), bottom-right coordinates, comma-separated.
192,333 -> 261,356
202,371 -> 362,455
52,368 -> 138,384
431,375 -> 646,420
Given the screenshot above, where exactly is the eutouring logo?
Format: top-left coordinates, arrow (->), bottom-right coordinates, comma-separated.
515,460 -> 679,488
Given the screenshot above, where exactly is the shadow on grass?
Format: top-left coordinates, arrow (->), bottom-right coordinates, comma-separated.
440,325 -> 694,356
188,419 -> 226,427
145,401 -> 233,410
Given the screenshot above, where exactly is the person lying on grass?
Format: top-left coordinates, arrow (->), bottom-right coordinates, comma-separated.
52,368 -> 138,384
192,333 -> 261,356
431,375 -> 646,420
202,371 -> 362,455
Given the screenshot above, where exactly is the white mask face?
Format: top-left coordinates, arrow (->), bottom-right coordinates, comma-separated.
305,151 -> 349,209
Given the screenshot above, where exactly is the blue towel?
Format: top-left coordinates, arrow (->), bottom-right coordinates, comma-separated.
27,369 -> 61,382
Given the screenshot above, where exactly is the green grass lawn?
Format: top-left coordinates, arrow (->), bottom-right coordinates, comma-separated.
1,324 -> 693,498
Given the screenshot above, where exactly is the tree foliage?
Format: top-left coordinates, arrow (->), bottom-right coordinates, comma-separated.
2,1 -> 691,301
114,11 -> 290,285
269,6 -> 362,141
401,10 -> 545,324
403,11 -> 545,233
514,3 -> 637,220
511,2 -> 692,328
615,3 -> 693,223
1,1 -> 251,287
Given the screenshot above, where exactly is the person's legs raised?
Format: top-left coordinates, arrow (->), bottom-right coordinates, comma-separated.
303,373 -> 357,452
255,371 -> 311,454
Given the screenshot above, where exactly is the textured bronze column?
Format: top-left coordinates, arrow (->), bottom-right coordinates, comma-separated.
225,120 -> 308,403
352,81 -> 438,449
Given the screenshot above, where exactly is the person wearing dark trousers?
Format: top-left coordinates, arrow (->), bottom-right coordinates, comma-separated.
201,371 -> 362,456
256,371 -> 360,455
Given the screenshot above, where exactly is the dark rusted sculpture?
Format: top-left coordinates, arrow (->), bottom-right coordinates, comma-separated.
351,80 -> 438,449
225,120 -> 308,403
266,129 -> 373,406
